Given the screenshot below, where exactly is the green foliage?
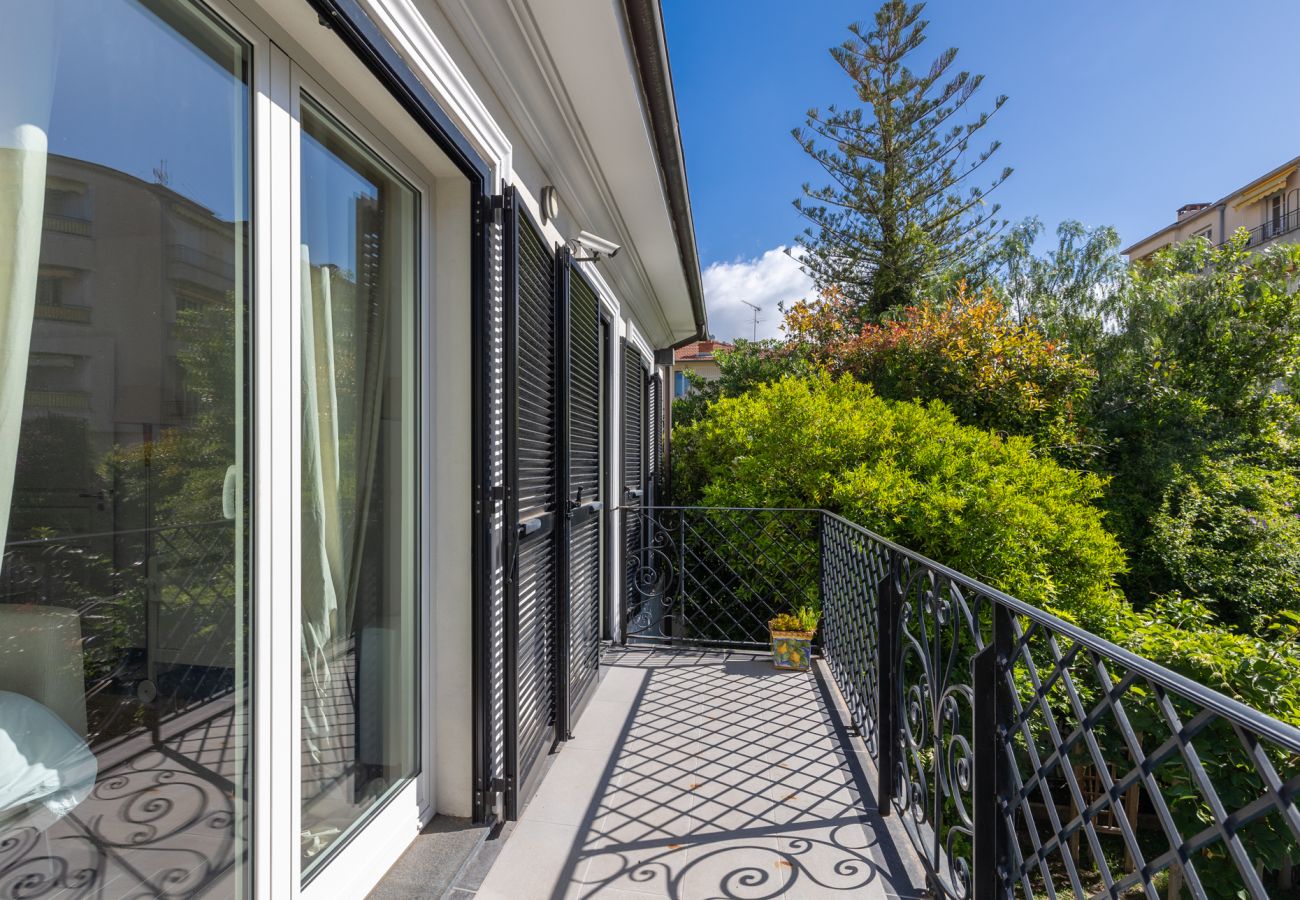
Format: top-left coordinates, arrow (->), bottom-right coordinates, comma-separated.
1152,458 -> 1300,629
1115,596 -> 1300,891
674,374 -> 1127,630
786,280 -> 1098,463
794,603 -> 820,633
769,610 -> 816,634
1120,595 -> 1300,725
1093,236 -> 1300,610
793,1 -> 1010,320
992,217 -> 1127,356
671,339 -> 809,429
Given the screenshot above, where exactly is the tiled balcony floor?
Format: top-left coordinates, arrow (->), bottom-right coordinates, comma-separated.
472,647 -> 926,900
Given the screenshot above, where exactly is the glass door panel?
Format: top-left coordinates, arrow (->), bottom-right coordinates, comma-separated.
297,95 -> 418,875
0,1 -> 253,897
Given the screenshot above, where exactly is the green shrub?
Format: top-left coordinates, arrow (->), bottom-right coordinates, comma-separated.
674,373 -> 1127,630
1152,458 -> 1300,630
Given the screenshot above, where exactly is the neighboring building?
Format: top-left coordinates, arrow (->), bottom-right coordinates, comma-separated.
672,339 -> 733,397
0,2 -> 704,898
1123,156 -> 1300,260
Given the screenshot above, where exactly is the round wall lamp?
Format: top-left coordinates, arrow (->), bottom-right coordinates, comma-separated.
540,184 -> 559,224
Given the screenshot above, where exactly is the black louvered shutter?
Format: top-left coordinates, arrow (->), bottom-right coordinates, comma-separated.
503,188 -> 558,817
645,371 -> 661,506
621,344 -> 645,637
561,264 -> 603,729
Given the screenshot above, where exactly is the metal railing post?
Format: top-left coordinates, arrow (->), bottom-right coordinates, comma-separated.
876,551 -> 900,816
816,512 -> 826,619
618,507 -> 628,646
974,601 -> 1012,898
676,508 -> 686,640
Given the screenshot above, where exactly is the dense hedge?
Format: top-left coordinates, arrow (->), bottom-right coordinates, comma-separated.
1152,457 -> 1300,630
674,373 -> 1127,631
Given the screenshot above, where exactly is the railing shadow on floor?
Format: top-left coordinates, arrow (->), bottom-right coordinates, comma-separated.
540,647 -> 926,900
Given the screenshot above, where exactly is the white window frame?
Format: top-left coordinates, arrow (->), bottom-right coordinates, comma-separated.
179,1 -> 445,895
288,62 -> 436,900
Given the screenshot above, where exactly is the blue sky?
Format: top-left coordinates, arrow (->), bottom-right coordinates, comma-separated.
662,0 -> 1300,340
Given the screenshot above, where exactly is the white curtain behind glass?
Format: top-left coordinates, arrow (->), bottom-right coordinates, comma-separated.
300,239 -> 392,762
301,245 -> 345,762
0,4 -> 60,558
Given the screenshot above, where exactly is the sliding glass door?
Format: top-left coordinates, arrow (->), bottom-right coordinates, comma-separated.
0,0 -> 254,897
296,94 -> 420,876
0,3 -> 431,896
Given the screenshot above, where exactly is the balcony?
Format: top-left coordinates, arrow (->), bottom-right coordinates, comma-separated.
43,213 -> 91,237
1223,210 -> 1300,250
474,507 -> 1300,899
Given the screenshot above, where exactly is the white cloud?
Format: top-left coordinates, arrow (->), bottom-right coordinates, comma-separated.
702,246 -> 813,342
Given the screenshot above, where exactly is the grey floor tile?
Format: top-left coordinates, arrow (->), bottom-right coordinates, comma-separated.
474,820 -> 588,900
679,836 -> 792,900
478,648 -> 924,900
523,746 -> 622,827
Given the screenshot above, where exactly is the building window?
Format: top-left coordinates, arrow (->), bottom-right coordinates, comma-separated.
1193,226 -> 1212,242
1269,194 -> 1284,236
674,370 -> 688,397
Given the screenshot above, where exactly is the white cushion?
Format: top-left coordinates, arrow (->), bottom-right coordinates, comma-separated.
0,690 -> 97,831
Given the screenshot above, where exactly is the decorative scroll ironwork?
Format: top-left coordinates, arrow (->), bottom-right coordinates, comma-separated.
0,708 -> 240,900
623,507 -> 1300,898
1,522 -> 242,899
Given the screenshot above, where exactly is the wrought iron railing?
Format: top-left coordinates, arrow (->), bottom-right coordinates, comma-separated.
1,520 -> 239,743
622,505 -> 1300,898
623,506 -> 819,648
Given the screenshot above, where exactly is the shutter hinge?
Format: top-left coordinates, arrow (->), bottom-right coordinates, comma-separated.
476,192 -> 506,228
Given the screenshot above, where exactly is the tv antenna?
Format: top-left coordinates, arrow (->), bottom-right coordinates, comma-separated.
741,300 -> 761,341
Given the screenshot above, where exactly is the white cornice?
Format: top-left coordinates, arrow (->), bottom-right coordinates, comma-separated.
439,0 -> 673,343
359,0 -> 512,183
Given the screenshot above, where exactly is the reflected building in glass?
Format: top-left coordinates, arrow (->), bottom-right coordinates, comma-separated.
0,151 -> 250,899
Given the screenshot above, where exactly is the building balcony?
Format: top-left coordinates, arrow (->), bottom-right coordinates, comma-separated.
167,243 -> 236,282
43,213 -> 91,237
1228,210 -> 1300,249
471,506 -> 1300,899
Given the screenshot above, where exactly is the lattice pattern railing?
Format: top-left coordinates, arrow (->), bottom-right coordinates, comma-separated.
622,506 -> 819,648
623,506 -> 1300,898
1,520 -> 238,742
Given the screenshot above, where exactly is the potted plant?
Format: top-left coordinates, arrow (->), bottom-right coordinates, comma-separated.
768,604 -> 819,671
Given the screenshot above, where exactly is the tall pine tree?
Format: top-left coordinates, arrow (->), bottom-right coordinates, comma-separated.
794,1 -> 1011,321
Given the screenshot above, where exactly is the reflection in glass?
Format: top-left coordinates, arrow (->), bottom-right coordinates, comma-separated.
0,1 -> 251,898
298,97 -> 418,874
